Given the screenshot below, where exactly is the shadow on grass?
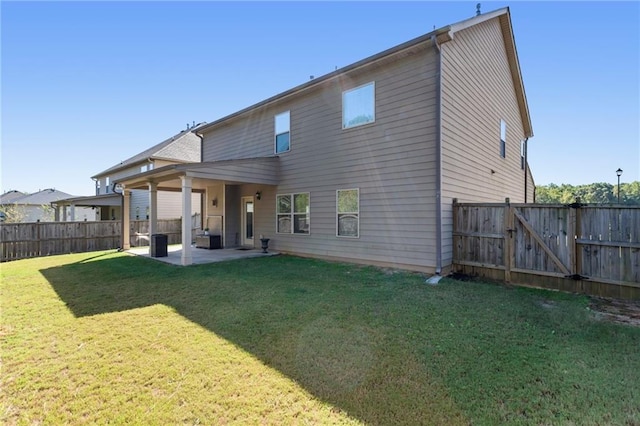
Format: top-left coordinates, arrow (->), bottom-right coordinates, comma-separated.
40,253 -> 640,425
41,253 -> 468,424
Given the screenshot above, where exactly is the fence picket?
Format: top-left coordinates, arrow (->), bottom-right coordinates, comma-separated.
0,214 -> 200,262
453,202 -> 640,299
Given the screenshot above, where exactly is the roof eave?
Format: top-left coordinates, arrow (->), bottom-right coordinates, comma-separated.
499,11 -> 534,138
447,8 -> 532,138
196,28 -> 449,135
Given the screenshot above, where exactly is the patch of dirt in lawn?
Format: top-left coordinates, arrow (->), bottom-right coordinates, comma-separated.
447,272 -> 640,327
589,297 -> 640,327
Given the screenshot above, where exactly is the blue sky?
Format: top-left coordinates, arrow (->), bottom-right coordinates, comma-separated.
2,1 -> 638,196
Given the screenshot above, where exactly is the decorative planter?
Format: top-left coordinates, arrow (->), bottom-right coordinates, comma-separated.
260,238 -> 270,253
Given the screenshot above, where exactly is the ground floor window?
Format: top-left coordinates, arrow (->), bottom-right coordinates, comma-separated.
337,188 -> 359,237
277,192 -> 310,234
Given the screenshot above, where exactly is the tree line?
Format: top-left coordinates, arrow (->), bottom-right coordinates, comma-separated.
535,182 -> 640,205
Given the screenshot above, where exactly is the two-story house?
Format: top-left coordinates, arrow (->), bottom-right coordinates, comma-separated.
56,125 -> 204,224
117,8 -> 534,272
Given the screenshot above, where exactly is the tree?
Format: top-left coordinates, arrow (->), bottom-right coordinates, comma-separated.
535,181 -> 640,205
0,203 -> 27,223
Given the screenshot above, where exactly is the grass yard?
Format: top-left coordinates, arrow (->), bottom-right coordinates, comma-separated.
1,251 -> 639,425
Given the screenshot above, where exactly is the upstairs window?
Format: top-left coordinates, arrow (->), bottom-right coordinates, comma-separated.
337,188 -> 359,238
500,119 -> 507,158
343,82 -> 375,129
275,111 -> 290,154
277,192 -> 309,234
105,177 -> 111,193
520,140 -> 526,169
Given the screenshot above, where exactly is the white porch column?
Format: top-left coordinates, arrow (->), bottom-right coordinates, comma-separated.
54,205 -> 61,221
70,204 -> 76,222
148,182 -> 158,255
122,189 -> 131,250
181,175 -> 193,266
62,205 -> 68,222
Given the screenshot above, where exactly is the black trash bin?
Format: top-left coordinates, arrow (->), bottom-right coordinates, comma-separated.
150,234 -> 168,257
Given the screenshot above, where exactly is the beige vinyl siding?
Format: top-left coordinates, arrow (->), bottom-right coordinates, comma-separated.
202,46 -> 440,270
526,163 -> 536,203
129,189 -> 200,220
440,17 -> 529,266
224,185 -> 240,247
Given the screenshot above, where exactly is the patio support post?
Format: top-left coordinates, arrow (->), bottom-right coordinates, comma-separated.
62,205 -> 68,222
70,204 -> 76,222
180,175 -> 193,266
148,182 -> 158,256
122,189 -> 131,250
54,205 -> 60,221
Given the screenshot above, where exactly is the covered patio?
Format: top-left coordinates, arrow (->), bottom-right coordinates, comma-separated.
116,157 -> 280,266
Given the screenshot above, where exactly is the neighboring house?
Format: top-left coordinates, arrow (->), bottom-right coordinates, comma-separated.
0,189 -> 96,223
56,124 -> 205,221
118,8 -> 535,271
0,191 -> 25,222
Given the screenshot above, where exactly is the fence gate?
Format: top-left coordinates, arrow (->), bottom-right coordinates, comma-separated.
453,201 -> 640,299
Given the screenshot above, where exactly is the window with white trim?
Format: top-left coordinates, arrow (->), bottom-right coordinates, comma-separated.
275,111 -> 290,154
343,82 -> 375,129
105,177 -> 111,193
277,192 -> 309,234
500,119 -> 507,158
337,188 -> 359,238
520,139 -> 526,169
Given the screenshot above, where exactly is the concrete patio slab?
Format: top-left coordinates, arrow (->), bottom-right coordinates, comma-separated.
126,244 -> 278,266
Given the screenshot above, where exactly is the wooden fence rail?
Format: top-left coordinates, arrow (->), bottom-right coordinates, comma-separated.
453,202 -> 640,300
0,214 -> 201,262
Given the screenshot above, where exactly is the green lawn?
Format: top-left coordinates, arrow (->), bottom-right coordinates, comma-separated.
1,251 -> 639,425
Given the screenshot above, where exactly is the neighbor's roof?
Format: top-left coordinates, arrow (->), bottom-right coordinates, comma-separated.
3,189 -> 75,205
92,123 -> 207,179
196,7 -> 532,139
0,190 -> 26,204
54,192 -> 123,207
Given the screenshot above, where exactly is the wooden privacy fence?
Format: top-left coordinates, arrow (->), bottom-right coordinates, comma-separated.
453,201 -> 640,299
0,214 -> 201,262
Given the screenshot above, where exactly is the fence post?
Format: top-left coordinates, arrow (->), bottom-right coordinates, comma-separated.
504,198 -> 512,283
568,202 -> 577,277
574,199 -> 582,280
37,221 -> 42,258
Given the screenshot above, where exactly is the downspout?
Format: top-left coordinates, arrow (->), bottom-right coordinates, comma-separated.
523,137 -> 529,203
431,34 -> 443,276
195,131 -> 205,230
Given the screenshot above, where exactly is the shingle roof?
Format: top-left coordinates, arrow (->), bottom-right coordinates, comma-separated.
92,123 -> 206,179
3,189 -> 75,205
0,190 -> 26,204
